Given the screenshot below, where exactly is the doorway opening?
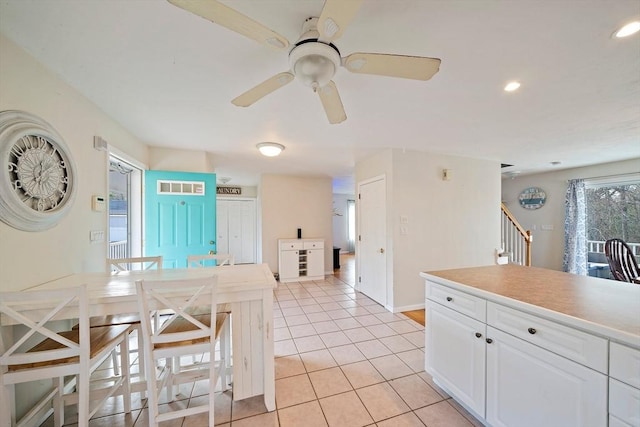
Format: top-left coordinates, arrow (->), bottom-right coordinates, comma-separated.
108,156 -> 143,259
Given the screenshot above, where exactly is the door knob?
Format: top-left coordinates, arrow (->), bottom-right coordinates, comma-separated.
379,248 -> 385,253
209,250 -> 215,255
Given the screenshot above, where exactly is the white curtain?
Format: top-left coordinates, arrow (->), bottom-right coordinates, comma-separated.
563,179 -> 587,275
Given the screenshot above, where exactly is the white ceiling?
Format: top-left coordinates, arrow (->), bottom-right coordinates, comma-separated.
1,0 -> 639,194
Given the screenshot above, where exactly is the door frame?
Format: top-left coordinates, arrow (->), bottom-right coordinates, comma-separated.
356,174 -> 388,307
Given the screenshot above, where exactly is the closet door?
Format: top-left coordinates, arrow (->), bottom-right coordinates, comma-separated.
217,199 -> 256,264
216,200 -> 230,255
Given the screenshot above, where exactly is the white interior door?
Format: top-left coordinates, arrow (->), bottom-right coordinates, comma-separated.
216,201 -> 230,255
358,176 -> 387,306
217,199 -> 257,264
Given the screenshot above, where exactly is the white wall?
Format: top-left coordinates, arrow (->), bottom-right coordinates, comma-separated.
501,158 -> 640,271
0,34 -> 149,292
356,149 -> 501,311
149,146 -> 214,172
0,33 -> 153,420
260,174 -> 333,274
332,193 -> 354,253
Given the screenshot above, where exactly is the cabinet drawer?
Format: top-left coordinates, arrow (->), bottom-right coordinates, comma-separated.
610,378 -> 640,427
303,240 -> 324,249
611,342 -> 640,389
280,241 -> 303,250
487,302 -> 607,373
426,281 -> 486,322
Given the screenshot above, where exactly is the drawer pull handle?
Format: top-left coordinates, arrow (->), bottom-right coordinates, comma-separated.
475,332 -> 482,338
528,328 -> 537,335
446,297 -> 453,302
486,338 -> 493,344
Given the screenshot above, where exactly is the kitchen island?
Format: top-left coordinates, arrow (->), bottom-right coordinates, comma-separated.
420,264 -> 640,427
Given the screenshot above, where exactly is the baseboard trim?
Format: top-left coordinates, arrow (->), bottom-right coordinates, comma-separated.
390,302 -> 425,313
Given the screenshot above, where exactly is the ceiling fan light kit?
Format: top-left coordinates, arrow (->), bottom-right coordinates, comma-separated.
168,0 -> 441,124
289,42 -> 341,92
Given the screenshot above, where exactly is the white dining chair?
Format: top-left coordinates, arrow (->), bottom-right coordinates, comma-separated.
187,253 -> 235,268
107,256 -> 163,273
135,276 -> 230,427
99,256 -> 163,389
0,285 -> 132,427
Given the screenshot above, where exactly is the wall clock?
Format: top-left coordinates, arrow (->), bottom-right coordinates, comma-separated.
0,110 -> 77,231
518,186 -> 546,210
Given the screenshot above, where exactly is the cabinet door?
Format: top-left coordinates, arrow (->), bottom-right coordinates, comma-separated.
486,327 -> 607,427
279,250 -> 300,280
426,300 -> 486,417
306,248 -> 324,277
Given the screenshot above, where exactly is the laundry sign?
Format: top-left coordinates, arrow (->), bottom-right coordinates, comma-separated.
217,186 -> 242,195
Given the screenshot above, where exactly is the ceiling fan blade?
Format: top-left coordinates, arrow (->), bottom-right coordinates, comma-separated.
231,72 -> 294,107
317,0 -> 364,43
167,0 -> 289,50
344,53 -> 441,81
318,81 -> 347,124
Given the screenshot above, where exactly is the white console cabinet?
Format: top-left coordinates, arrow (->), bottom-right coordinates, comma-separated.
278,239 -> 324,283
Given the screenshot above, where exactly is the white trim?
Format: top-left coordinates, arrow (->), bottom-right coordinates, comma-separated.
389,302 -> 425,313
584,172 -> 640,188
358,174 -> 386,187
108,146 -> 147,171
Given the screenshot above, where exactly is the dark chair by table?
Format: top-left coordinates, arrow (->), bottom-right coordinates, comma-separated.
604,238 -> 640,284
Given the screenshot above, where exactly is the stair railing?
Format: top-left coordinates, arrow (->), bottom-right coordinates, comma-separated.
501,203 -> 533,266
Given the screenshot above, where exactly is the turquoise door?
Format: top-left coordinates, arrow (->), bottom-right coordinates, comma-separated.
144,170 -> 216,268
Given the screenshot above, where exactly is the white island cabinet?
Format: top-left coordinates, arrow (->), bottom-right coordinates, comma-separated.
421,264 -> 640,427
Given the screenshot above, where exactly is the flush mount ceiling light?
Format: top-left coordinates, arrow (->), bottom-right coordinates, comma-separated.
504,81 -> 521,92
257,142 -> 285,157
614,21 -> 640,38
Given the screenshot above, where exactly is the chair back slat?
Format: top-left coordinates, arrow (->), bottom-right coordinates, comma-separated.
107,256 -> 163,273
0,288 -> 85,366
605,238 -> 640,283
187,254 -> 234,268
135,276 -> 218,351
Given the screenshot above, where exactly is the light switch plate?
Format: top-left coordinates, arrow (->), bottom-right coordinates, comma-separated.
90,230 -> 105,242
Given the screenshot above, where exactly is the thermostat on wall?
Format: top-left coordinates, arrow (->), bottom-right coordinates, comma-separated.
92,195 -> 106,212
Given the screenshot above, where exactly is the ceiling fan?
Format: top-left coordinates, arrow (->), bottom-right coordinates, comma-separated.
167,0 -> 441,124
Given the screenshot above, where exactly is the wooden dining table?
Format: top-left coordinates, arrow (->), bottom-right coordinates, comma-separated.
17,263 -> 278,411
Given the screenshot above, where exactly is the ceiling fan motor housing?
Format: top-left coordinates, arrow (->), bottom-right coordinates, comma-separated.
289,17 -> 341,91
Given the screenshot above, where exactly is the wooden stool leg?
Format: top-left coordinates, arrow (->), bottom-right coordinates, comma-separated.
53,377 -> 64,426
119,334 -> 132,414
136,326 -> 146,398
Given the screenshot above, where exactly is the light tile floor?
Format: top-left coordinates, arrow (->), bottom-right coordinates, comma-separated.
46,273 -> 483,427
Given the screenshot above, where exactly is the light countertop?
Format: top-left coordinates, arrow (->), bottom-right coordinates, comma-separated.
420,264 -> 640,347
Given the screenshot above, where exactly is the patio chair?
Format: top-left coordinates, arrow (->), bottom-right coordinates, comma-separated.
604,238 -> 640,284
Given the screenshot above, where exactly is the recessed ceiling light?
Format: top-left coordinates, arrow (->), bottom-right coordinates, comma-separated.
257,142 -> 285,157
504,81 -> 521,92
614,21 -> 640,38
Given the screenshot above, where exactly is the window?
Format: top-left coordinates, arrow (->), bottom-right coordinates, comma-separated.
347,199 -> 355,253
585,176 -> 640,243
585,174 -> 640,276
